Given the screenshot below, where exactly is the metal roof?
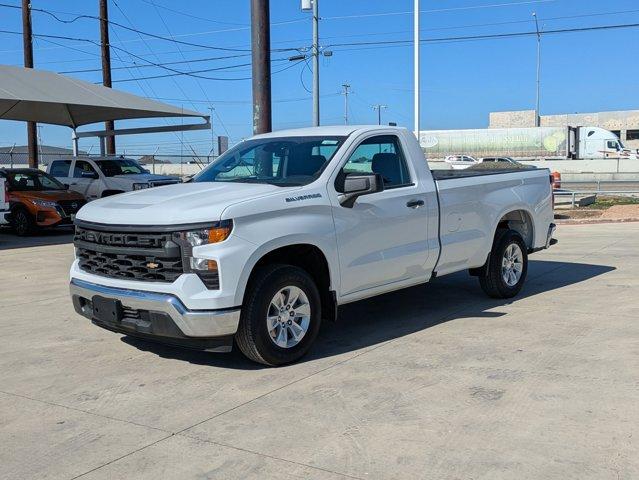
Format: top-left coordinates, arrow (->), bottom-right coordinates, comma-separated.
0,66 -> 205,128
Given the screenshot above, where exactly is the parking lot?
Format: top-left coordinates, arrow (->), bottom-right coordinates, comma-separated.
1,223 -> 638,480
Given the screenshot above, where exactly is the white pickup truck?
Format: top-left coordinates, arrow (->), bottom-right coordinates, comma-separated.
47,156 -> 180,201
69,126 -> 556,366
0,177 -> 9,225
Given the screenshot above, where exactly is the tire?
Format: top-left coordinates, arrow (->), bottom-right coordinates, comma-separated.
236,264 -> 322,366
479,229 -> 528,299
12,207 -> 36,236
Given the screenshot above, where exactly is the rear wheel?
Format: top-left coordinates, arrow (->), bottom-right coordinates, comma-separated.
479,229 -> 528,298
236,264 -> 321,366
12,207 -> 35,236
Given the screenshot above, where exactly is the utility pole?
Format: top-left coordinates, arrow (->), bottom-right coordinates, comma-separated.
372,104 -> 388,125
208,106 -> 215,159
22,0 -> 38,168
312,0 -> 319,126
414,0 -> 420,137
100,0 -> 116,154
533,12 -> 541,127
341,83 -> 351,124
250,0 -> 272,134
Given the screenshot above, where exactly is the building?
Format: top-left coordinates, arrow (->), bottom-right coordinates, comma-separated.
0,145 -> 86,166
489,109 -> 639,151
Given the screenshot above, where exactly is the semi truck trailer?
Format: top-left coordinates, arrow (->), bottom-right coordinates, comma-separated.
419,126 -> 637,161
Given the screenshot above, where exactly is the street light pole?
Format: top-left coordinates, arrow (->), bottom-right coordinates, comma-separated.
533,12 -> 541,127
414,0 -> 420,137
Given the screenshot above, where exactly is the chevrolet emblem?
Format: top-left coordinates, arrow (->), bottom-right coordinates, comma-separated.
146,262 -> 160,269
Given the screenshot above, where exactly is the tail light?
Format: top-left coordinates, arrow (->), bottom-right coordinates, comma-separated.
549,173 -> 556,210
3,181 -> 8,203
551,171 -> 561,190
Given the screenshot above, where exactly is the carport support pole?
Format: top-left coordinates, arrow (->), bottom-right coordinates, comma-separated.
22,0 -> 38,168
72,130 -> 79,157
250,0 -> 272,135
100,0 -> 116,155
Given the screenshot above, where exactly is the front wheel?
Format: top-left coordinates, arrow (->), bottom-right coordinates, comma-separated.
12,208 -> 36,236
479,229 -> 528,298
236,264 -> 322,366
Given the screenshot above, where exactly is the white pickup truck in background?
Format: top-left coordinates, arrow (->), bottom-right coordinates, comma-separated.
69,126 -> 556,366
0,177 -> 9,225
47,156 -> 180,200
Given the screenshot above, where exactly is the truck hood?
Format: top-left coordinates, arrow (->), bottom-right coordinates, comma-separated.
76,182 -> 299,226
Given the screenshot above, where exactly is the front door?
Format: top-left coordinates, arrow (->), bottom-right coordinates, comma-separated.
330,134 -> 431,296
71,160 -> 101,200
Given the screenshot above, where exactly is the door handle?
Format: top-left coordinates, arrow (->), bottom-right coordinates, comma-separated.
406,199 -> 424,209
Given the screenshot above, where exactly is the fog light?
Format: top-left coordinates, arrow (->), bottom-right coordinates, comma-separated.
190,258 -> 218,271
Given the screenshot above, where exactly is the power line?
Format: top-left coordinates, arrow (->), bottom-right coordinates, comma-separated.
0,2 -> 302,53
324,22 -> 639,50
321,0 -> 560,21
58,53 -> 253,74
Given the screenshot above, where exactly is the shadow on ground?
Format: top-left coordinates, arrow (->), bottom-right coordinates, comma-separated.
121,259 -> 615,369
0,227 -> 74,250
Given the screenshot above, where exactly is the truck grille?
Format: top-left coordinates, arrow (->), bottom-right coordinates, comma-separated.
74,227 -> 184,283
58,199 -> 86,216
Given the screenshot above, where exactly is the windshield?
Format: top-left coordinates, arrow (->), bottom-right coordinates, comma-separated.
192,136 -> 346,186
95,159 -> 147,177
4,170 -> 66,191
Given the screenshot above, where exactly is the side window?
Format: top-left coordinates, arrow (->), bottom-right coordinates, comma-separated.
340,135 -> 411,188
606,140 -> 618,150
73,160 -> 98,178
50,160 -> 71,177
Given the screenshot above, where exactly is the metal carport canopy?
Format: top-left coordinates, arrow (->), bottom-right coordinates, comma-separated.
0,65 -> 205,127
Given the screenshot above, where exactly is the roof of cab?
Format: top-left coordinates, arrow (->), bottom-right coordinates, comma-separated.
251,125 -> 409,139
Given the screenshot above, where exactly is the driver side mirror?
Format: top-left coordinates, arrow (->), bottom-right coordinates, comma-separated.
81,171 -> 98,179
337,173 -> 384,208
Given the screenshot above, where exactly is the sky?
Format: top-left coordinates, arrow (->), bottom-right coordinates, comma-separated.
1,0 -> 639,156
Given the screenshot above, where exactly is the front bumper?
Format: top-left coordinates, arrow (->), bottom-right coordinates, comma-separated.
70,278 -> 241,352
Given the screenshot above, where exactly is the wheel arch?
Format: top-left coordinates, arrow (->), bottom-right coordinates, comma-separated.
494,208 -> 535,251
239,240 -> 337,322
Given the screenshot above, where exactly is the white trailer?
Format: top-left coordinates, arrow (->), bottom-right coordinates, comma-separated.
420,126 -> 637,161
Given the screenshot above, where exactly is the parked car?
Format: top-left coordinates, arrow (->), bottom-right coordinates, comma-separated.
444,154 -> 479,170
0,168 -> 87,236
0,177 -> 9,225
47,156 -> 181,201
69,126 -> 556,366
480,156 -> 520,164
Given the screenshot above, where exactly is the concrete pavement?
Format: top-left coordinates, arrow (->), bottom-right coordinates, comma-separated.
0,223 -> 637,479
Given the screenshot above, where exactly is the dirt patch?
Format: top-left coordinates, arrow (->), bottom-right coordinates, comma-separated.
600,204 -> 639,220
555,210 -> 604,220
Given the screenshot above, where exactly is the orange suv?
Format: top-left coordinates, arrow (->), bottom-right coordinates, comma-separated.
0,168 -> 87,236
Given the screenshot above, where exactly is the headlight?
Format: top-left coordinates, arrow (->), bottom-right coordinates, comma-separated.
31,199 -> 58,209
180,220 -> 233,272
183,220 -> 233,248
133,183 -> 150,190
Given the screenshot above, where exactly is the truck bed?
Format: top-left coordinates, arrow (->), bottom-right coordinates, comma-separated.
431,164 -> 537,181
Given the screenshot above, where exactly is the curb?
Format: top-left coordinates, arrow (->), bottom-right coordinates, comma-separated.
555,217 -> 639,225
